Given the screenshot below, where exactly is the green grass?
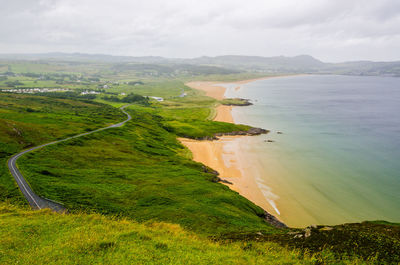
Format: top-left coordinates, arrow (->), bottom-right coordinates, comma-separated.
17,105 -> 272,236
148,85 -> 251,138
164,119 -> 250,139
220,98 -> 252,106
0,93 -> 125,204
0,203 -> 369,265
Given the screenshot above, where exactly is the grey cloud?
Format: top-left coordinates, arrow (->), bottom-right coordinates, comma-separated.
0,0 -> 399,61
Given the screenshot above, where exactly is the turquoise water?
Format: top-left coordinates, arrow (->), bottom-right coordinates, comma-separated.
225,75 -> 400,227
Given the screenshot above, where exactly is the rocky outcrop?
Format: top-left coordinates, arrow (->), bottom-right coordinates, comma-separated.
214,127 -> 269,137
203,166 -> 233,185
221,98 -> 253,106
194,135 -> 219,141
263,211 -> 287,229
218,178 -> 233,185
192,127 -> 269,141
202,165 -> 219,177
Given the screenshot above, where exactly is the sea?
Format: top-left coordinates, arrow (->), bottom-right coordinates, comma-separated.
223,75 -> 400,227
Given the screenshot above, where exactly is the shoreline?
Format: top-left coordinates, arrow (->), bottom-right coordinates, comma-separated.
186,75 -> 301,123
183,76 -> 290,222
178,136 -> 281,219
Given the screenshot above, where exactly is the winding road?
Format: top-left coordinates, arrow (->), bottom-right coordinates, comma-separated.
7,104 -> 132,212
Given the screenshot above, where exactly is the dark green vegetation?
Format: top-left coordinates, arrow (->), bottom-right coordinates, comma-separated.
288,222 -> 400,263
220,98 -> 253,106
223,222 -> 400,264
101,93 -> 149,105
1,58 -> 399,264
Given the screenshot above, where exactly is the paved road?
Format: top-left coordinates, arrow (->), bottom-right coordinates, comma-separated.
7,104 -> 132,212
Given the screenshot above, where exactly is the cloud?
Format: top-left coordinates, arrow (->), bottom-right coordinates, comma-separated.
0,0 -> 399,61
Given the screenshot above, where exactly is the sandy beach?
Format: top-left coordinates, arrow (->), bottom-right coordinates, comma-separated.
181,77 -> 285,220
186,76 -> 281,101
214,105 -> 233,123
185,81 -> 227,100
185,81 -> 234,122
179,136 -> 280,217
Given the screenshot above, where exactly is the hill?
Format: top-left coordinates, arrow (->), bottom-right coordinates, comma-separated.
0,203 -> 329,264
1,53 -> 400,76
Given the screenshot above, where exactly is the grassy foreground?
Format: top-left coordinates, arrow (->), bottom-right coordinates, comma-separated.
0,203 -> 363,265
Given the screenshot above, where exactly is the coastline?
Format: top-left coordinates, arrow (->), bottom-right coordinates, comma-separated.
179,136 -> 281,218
186,75 -> 300,123
182,76 -> 287,221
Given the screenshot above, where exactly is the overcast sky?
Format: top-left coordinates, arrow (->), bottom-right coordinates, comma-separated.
1,0 -> 399,62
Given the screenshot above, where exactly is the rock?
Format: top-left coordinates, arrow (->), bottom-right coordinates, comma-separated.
263,211 -> 287,228
209,172 -> 234,185
221,98 -> 253,106
214,127 -> 269,138
195,135 -> 218,141
277,131 -> 283,134
187,127 -> 269,141
220,179 -> 233,185
320,226 -> 333,231
202,165 -> 219,176
247,127 -> 269,135
304,227 -> 312,238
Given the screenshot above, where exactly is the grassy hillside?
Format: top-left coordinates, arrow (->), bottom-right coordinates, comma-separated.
0,93 -> 125,204
17,105 -> 271,236
0,203 -> 366,265
0,82 -> 268,236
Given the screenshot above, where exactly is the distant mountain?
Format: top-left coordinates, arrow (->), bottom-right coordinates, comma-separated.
322,61 -> 400,77
0,53 -> 399,77
0,52 -> 171,63
182,55 -> 325,72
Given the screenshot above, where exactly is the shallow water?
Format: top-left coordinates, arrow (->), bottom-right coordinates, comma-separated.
224,75 -> 400,227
